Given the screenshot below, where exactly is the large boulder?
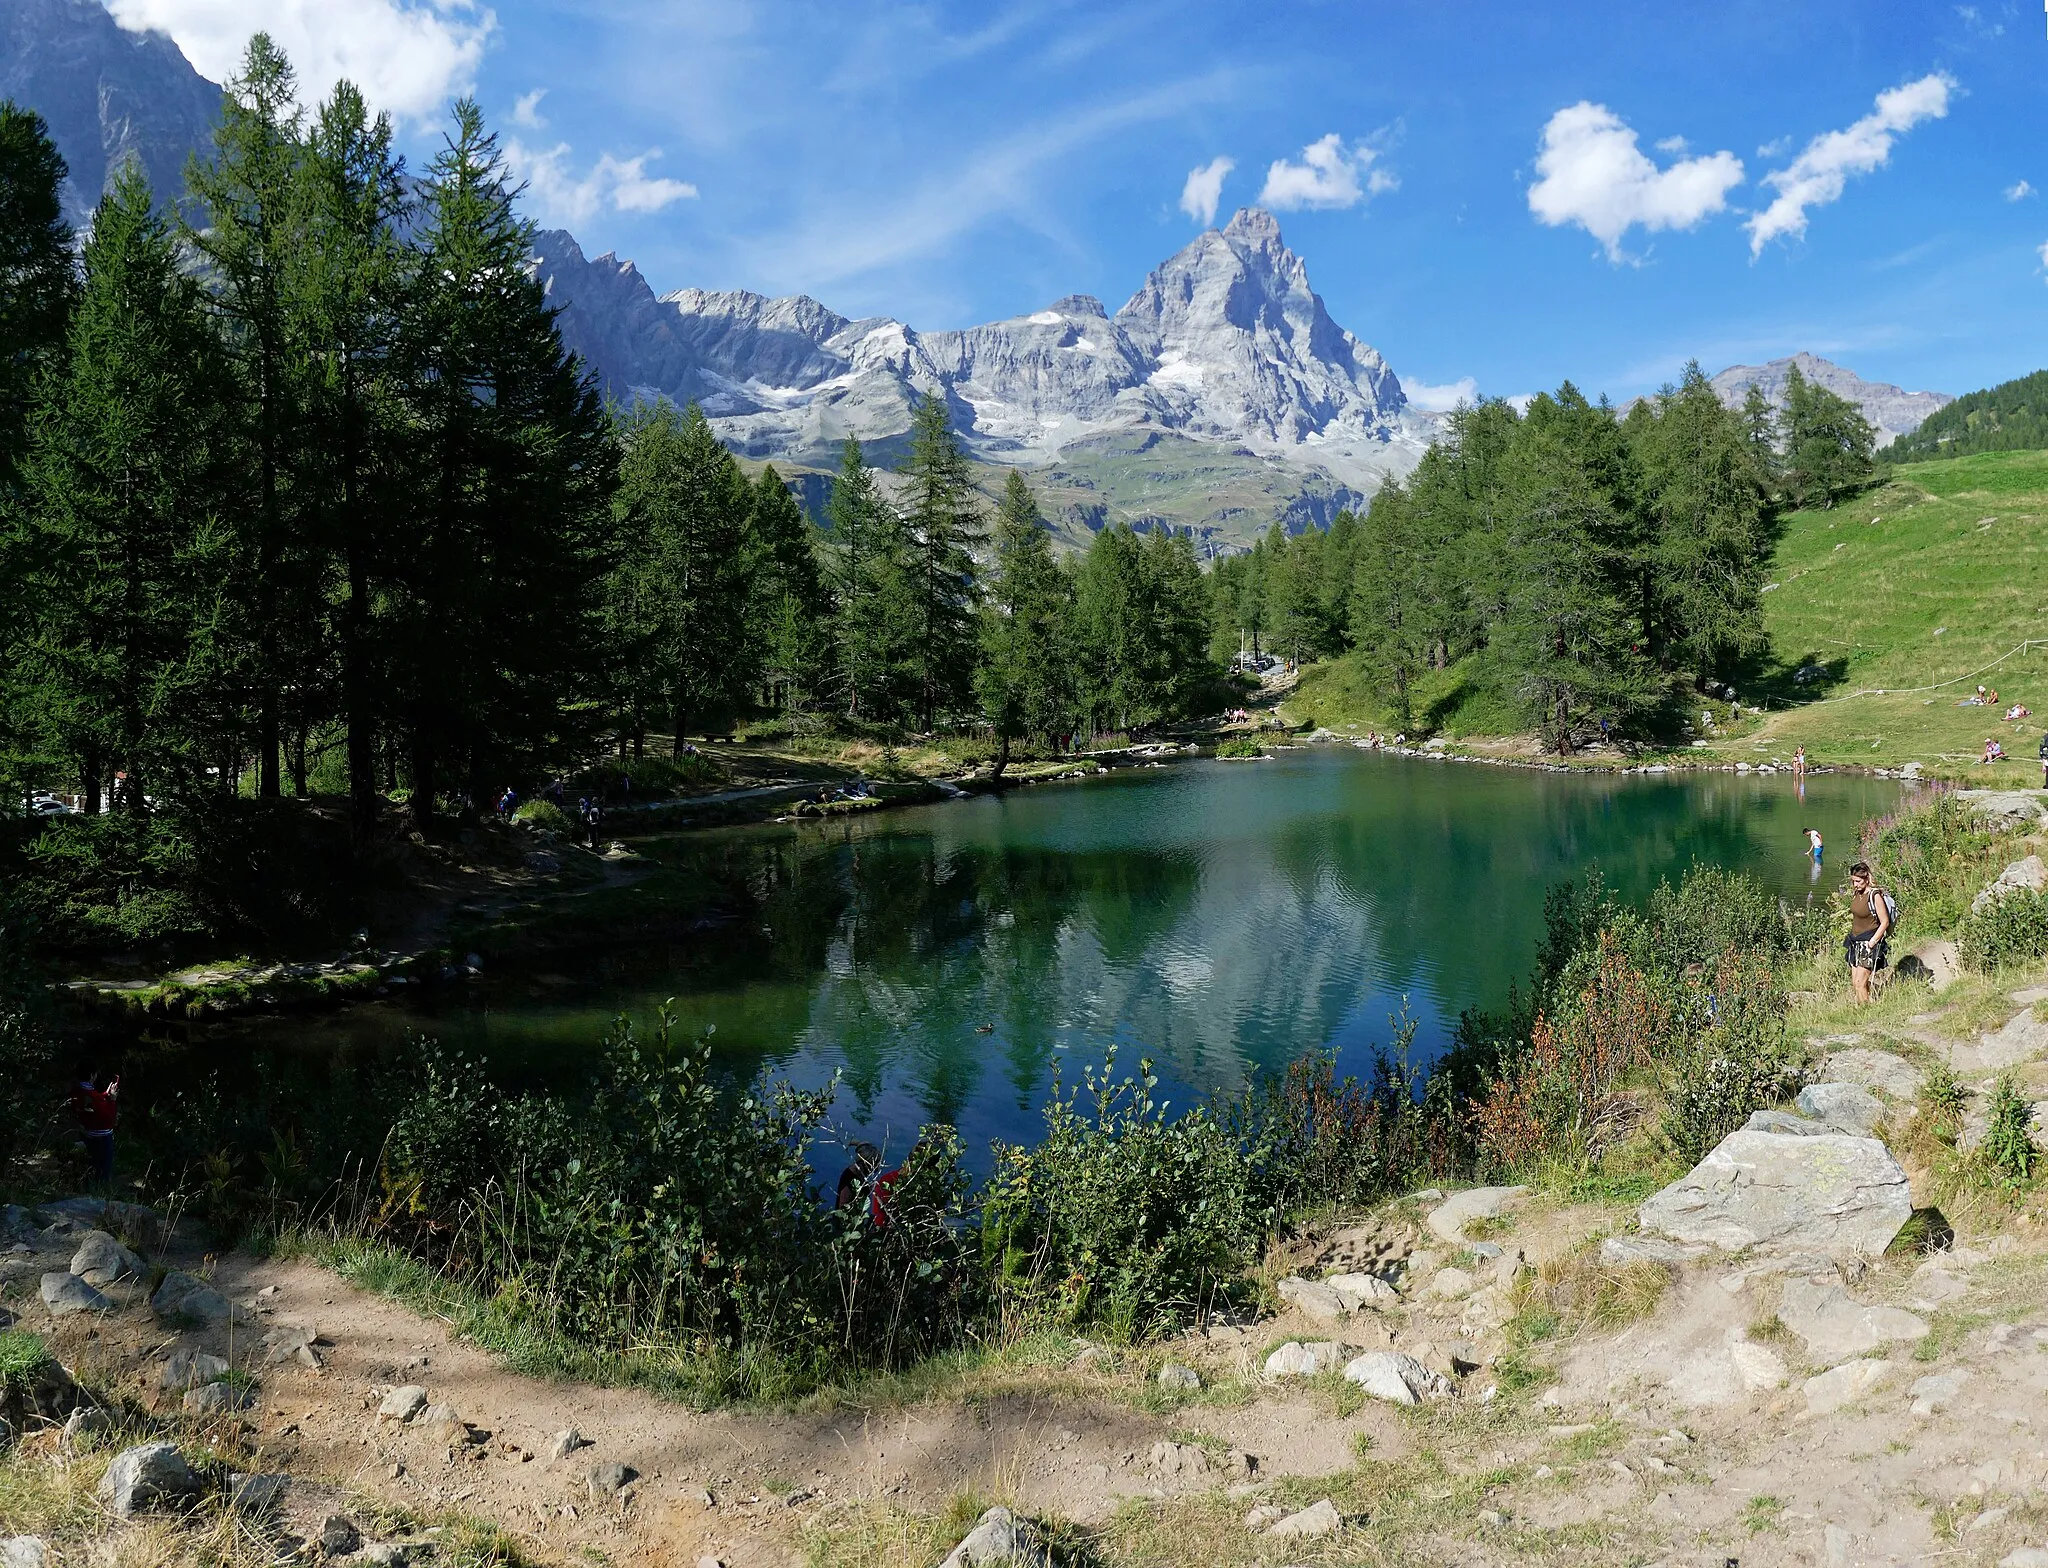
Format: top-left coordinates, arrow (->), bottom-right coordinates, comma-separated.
1820,1048 -> 1924,1100
1638,1131 -> 1912,1256
1972,855 -> 2048,913
940,1506 -> 1052,1568
1341,1351 -> 1452,1405
97,1441 -> 196,1516
39,1272 -> 108,1316
69,1231 -> 142,1287
151,1271 -> 234,1326
1795,1083 -> 1885,1135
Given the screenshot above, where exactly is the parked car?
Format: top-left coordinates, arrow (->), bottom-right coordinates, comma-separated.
25,794 -> 73,818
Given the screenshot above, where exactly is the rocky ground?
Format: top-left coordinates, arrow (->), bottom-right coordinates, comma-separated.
10,863 -> 2048,1565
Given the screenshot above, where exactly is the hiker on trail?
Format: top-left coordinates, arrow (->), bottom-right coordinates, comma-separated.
580,795 -> 603,850
70,1066 -> 119,1185
1845,860 -> 1893,1005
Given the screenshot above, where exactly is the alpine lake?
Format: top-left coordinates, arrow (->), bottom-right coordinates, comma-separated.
196,748 -> 1909,1170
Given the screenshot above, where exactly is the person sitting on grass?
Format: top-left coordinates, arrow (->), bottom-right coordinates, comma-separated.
1844,861 -> 1892,1006
1984,738 -> 2006,763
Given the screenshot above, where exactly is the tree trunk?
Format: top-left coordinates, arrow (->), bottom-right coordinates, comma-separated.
991,731 -> 1011,784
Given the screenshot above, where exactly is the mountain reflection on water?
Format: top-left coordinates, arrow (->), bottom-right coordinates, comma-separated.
288,750 -> 1907,1164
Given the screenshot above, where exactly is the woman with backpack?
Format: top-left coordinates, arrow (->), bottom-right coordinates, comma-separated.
1845,860 -> 1893,1004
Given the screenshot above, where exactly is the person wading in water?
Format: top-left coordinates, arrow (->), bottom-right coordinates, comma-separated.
1844,860 -> 1893,1005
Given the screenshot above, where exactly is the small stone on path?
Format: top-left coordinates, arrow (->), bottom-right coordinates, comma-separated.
183,1380 -> 254,1415
151,1270 -> 234,1325
68,1231 -> 142,1286
1276,1276 -> 1352,1322
1,1538 -> 48,1568
228,1473 -> 288,1515
1342,1351 -> 1451,1405
1910,1370 -> 1969,1415
378,1385 -> 428,1422
160,1350 -> 229,1390
545,1427 -> 587,1462
319,1516 -> 363,1556
1267,1499 -> 1342,1538
586,1461 -> 636,1497
1777,1276 -> 1927,1364
1802,1358 -> 1894,1416
1264,1340 -> 1348,1377
1155,1362 -> 1200,1390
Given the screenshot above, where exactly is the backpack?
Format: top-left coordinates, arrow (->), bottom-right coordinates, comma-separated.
1876,888 -> 1899,928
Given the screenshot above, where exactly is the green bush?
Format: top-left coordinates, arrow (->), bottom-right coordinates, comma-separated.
1213,736 -> 1264,759
1659,949 -> 1801,1164
1959,888 -> 2048,972
511,799 -> 573,836
983,1053 -> 1266,1340
0,1329 -> 52,1392
380,1010 -> 975,1389
0,891 -> 56,1182
1977,1074 -> 2040,1193
1865,790 -> 2006,941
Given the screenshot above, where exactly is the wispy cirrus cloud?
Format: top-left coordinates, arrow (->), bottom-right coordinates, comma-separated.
1746,73 -> 1956,256
1526,102 -> 1744,261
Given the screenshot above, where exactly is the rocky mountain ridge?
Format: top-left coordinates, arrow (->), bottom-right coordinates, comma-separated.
533,208 -> 1434,543
1709,351 -> 1951,448
0,0 -> 220,227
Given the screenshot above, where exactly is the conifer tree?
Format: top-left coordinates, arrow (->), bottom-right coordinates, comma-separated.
397,98 -> 616,822
1778,361 -> 1874,509
612,401 -> 753,738
900,391 -> 983,729
185,35 -> 311,799
748,464 -> 829,710
0,102 -> 76,801
826,438 -> 910,722
1348,481 -> 1431,726
975,469 -> 1072,775
296,80 -> 408,833
19,168 -> 232,809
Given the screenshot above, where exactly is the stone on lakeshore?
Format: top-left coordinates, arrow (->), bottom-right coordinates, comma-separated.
1959,791 -> 2048,829
1276,1276 -> 1352,1322
1972,855 -> 2048,913
151,1271 -> 234,1325
1264,1340 -> 1349,1378
1267,1499 -> 1342,1538
97,1442 -> 196,1516
1638,1131 -> 1912,1256
1796,1082 -> 1885,1135
183,1379 -> 254,1416
378,1384 -> 428,1422
1426,1186 -> 1526,1244
160,1350 -> 229,1390
1802,1358 -> 1894,1416
1342,1351 -> 1451,1406
940,1505 -> 1052,1568
1821,1048 -> 1925,1100
1,1538 -> 48,1568
545,1427 -> 586,1462
39,1271 -> 107,1316
1155,1362 -> 1201,1391
68,1231 -> 142,1287
1910,1370 -> 1969,1415
1777,1277 -> 1927,1364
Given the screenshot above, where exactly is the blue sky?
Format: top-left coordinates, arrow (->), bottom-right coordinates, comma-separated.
107,0 -> 2048,405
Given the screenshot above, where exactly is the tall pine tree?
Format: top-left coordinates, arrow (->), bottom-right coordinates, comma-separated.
900,391 -> 982,730
975,469 -> 1072,775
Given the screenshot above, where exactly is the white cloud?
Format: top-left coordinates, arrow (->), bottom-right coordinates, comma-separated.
2008,179 -> 2036,201
1746,73 -> 1956,256
2038,239 -> 2048,277
1654,135 -> 1689,155
511,88 -> 548,130
1179,156 -> 1234,225
1756,137 -> 1791,158
505,140 -> 698,226
1402,375 -> 1478,413
1526,102 -> 1744,261
102,0 -> 493,119
1257,133 -> 1396,211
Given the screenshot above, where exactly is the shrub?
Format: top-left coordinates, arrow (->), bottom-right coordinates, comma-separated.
1659,949 -> 1802,1164
983,1053 -> 1266,1340
379,1010 -> 976,1386
1977,1074 -> 2040,1194
1959,887 -> 2048,972
0,1329 -> 52,1392
1214,736 -> 1264,759
0,892 -> 56,1182
1864,788 -> 2005,940
511,799 -> 573,836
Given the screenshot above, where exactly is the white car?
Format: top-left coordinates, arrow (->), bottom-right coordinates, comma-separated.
26,794 -> 72,818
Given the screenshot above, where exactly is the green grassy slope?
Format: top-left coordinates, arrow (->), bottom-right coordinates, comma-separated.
1283,449 -> 2048,777
1713,448 -> 2048,779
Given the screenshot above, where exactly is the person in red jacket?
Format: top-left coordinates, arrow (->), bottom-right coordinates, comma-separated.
70,1068 -> 119,1185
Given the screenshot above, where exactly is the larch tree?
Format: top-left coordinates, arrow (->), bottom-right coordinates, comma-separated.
900,391 -> 983,730
975,469 -> 1072,776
